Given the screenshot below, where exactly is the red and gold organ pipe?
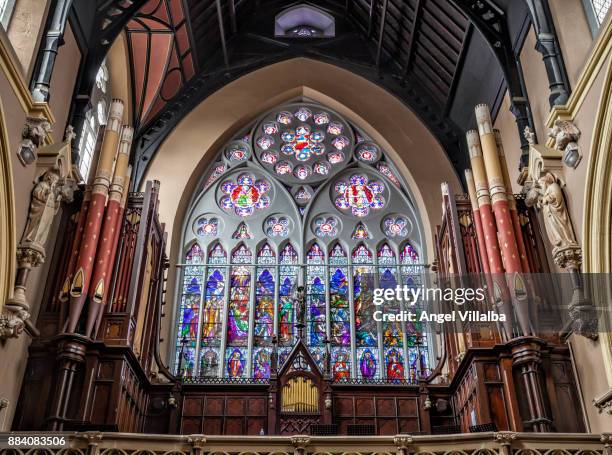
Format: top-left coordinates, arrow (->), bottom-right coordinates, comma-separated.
66,99 -> 124,334
85,126 -> 134,338
474,104 -> 522,274
494,129 -> 531,274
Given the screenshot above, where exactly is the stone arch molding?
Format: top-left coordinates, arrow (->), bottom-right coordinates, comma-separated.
583,56 -> 612,387
141,59 -> 461,355
0,97 -> 16,315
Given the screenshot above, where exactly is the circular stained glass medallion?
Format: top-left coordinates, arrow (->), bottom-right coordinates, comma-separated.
253,103 -> 353,184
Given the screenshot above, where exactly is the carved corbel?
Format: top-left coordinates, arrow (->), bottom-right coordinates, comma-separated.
494,431 -> 518,455
394,434 -> 413,455
291,435 -> 310,455
1,129 -> 77,340
520,127 -> 598,341
548,119 -> 582,169
16,116 -> 52,166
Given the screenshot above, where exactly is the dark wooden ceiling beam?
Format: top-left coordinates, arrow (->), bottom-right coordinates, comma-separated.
402,0 -> 423,78
375,0 -> 389,70
215,0 -> 229,68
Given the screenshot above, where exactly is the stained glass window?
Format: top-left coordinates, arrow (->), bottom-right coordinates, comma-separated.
252,243 -> 275,378
226,244 -> 252,378
353,244 -> 377,379
177,101 -> 430,382
306,243 -> 326,368
175,243 -> 204,376
329,244 -> 350,373
279,243 -> 298,351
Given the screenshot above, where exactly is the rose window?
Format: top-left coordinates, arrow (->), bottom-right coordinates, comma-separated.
334,174 -> 386,217
220,173 -> 271,217
254,103 -> 352,183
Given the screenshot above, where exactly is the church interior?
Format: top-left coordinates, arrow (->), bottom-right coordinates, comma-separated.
0,0 -> 611,453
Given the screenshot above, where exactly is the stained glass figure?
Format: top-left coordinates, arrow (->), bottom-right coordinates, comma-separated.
220,173 -> 271,217
351,222 -> 371,240
232,222 -> 253,239
254,244 -> 275,352
378,243 -> 403,350
385,347 -> 405,381
226,245 -> 252,349
377,162 -> 401,187
176,243 -> 205,375
279,243 -> 298,346
353,244 -> 377,348
332,348 -> 351,381
358,348 -> 378,379
306,243 -> 326,350
277,111 -> 292,125
196,217 -> 219,236
383,216 -> 409,237
328,244 -> 350,348
313,216 -> 339,237
226,347 -> 246,378
253,348 -> 271,379
199,348 -> 220,377
334,174 -> 385,217
265,216 -> 290,237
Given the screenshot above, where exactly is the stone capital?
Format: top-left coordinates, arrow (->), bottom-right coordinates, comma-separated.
186,435 -> 207,448
291,435 -> 311,449
393,434 -> 413,448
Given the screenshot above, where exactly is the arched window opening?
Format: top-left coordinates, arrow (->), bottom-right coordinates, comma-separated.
175,101 -> 432,383
77,61 -> 112,181
275,4 -> 335,38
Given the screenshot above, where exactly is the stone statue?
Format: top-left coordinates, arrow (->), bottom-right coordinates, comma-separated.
22,170 -> 61,246
536,172 -> 578,252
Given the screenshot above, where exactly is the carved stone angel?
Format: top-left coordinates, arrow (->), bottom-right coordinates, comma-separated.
548,120 -> 580,152
22,170 -> 62,247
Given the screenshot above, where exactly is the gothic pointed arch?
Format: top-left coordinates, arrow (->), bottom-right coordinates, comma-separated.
174,99 -> 433,382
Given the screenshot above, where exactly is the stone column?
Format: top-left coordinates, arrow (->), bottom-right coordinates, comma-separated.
66,99 -> 124,334
85,126 -> 133,338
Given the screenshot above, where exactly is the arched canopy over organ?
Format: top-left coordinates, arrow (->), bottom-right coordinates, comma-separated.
175,100 -> 432,382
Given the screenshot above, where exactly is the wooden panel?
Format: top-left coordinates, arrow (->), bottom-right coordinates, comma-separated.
335,397 -> 354,416
399,418 -> 419,433
247,417 -> 266,435
486,385 -> 509,431
205,396 -> 224,415
227,398 -> 245,415
225,417 -> 243,434
397,398 -> 418,416
183,397 -> 202,416
376,398 -> 396,416
378,418 -> 398,435
182,417 -> 201,433
203,417 -> 222,434
355,397 -> 374,415
484,363 -> 500,381
247,397 -> 266,416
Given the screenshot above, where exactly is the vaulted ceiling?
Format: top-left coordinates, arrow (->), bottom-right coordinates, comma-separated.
72,0 -> 532,188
